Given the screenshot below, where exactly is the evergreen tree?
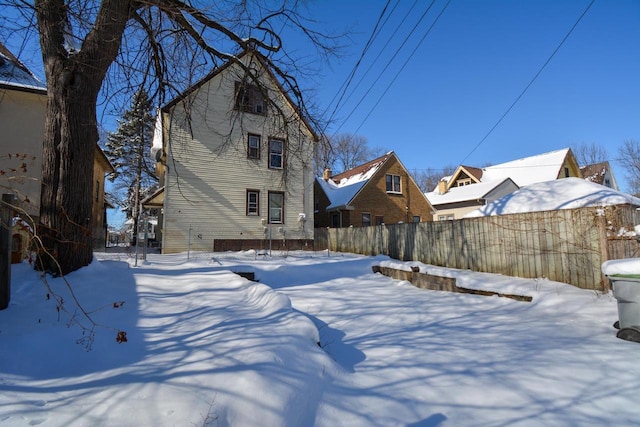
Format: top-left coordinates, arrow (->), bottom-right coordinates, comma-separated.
104,88 -> 158,244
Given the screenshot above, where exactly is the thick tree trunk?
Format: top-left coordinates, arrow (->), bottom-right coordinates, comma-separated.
38,65 -> 100,274
35,0 -> 133,274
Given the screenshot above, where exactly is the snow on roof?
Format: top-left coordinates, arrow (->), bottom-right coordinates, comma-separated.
479,148 -> 570,187
0,45 -> 46,91
426,178 -> 514,205
150,109 -> 163,160
464,177 -> 640,218
318,152 -> 392,209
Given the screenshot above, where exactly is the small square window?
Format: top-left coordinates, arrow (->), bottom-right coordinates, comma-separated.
248,134 -> 260,159
413,215 -> 421,223
375,215 -> 384,225
385,174 -> 401,193
269,139 -> 284,169
235,82 -> 267,115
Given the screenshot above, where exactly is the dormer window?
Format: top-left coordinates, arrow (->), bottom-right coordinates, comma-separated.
235,82 -> 266,115
456,178 -> 472,187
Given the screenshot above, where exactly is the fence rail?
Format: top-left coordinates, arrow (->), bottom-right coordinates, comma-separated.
315,205 -> 640,290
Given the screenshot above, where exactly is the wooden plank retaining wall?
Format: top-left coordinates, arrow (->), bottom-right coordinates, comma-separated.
315,205 -> 640,290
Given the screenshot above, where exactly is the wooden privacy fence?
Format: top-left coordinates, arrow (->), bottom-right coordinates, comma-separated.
315,205 -> 640,290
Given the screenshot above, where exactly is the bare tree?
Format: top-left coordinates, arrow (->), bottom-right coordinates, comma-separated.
571,142 -> 609,166
315,133 -> 386,175
3,1 -> 337,274
410,165 -> 457,193
617,140 -> 640,195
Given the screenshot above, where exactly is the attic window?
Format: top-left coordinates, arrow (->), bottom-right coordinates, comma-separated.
385,174 -> 401,194
456,178 -> 472,187
235,82 -> 266,114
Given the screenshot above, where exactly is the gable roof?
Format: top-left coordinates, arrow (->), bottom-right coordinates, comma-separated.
160,49 -> 318,141
316,152 -> 394,210
464,177 -> 640,217
427,148 -> 577,206
478,148 -> 574,187
0,42 -> 46,93
581,161 -> 618,189
427,178 -> 518,205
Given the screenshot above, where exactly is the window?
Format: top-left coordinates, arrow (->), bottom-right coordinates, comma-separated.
456,178 -> 472,187
235,82 -> 266,114
375,215 -> 384,225
247,134 -> 260,159
268,191 -> 284,224
246,190 -> 260,216
564,167 -> 570,177
385,174 -> 401,193
438,214 -> 454,221
331,213 -> 340,228
413,216 -> 421,223
605,178 -> 611,187
362,213 -> 371,227
269,138 -> 284,169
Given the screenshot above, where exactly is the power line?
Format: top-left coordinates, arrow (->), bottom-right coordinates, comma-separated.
458,0 -> 596,165
353,0 -> 452,135
323,0 -> 395,130
330,0 -> 419,120
332,0 -> 440,136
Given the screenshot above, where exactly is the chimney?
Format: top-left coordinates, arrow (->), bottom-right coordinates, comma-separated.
323,168 -> 332,181
437,179 -> 448,194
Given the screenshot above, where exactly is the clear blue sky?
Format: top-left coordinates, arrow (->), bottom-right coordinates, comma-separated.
296,0 -> 639,189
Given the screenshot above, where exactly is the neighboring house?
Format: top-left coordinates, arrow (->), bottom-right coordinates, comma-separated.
151,50 -> 317,253
0,42 -> 114,257
314,151 -> 434,228
464,177 -> 640,217
580,161 -> 619,191
426,148 -> 582,220
92,146 -> 115,248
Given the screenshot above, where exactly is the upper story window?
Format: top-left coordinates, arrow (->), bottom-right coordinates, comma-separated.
564,167 -> 570,177
269,138 -> 284,169
385,174 -> 401,193
455,178 -> 472,187
235,82 -> 266,115
248,133 -> 260,159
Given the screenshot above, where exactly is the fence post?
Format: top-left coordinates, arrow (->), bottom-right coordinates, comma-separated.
597,211 -> 610,292
1,194 -> 16,310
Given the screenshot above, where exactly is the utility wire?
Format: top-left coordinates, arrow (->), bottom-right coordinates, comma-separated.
323,0 -> 395,130
331,0 -> 439,136
329,0 -> 419,121
353,0 -> 452,135
458,0 -> 596,165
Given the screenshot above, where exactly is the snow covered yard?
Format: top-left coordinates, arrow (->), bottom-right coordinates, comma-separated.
1,250 -> 639,426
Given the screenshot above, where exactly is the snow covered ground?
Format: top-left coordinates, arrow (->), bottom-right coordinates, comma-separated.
1,249 -> 639,426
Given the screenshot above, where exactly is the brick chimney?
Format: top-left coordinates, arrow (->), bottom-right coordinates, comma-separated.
437,179 -> 448,194
323,168 -> 332,181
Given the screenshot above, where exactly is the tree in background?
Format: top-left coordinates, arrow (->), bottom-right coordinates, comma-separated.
315,133 -> 386,176
104,88 -> 158,243
571,142 -> 609,166
617,140 -> 640,196
3,1 -> 335,274
410,165 -> 457,193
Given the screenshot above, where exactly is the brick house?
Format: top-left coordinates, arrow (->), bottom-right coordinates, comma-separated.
314,151 -> 434,228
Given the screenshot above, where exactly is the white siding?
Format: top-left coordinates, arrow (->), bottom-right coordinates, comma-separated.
161,57 -> 314,253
